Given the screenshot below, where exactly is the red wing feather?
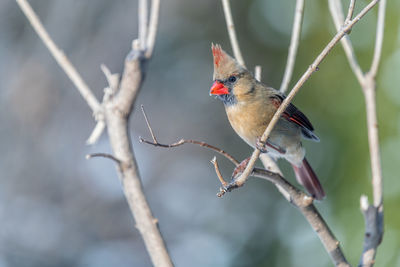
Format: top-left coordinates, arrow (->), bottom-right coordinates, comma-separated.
271,94 -> 314,131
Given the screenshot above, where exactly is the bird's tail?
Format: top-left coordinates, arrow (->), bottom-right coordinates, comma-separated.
291,158 -> 325,200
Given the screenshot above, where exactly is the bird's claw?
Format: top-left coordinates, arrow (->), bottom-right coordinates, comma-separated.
256,138 -> 268,153
256,137 -> 286,154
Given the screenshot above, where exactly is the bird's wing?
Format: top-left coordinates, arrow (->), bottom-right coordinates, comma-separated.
270,94 -> 319,142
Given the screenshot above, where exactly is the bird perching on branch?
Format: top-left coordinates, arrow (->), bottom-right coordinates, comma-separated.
209,44 -> 325,200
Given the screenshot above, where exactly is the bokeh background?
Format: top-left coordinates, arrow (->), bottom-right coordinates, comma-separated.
1,0 -> 400,266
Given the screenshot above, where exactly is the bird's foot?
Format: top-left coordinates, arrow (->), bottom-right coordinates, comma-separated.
256,138 -> 268,153
256,137 -> 286,154
231,157 -> 251,179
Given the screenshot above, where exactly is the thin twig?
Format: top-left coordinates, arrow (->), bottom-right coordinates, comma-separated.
230,0 -> 380,193
345,0 -> 357,24
86,120 -> 106,145
211,157 -> 228,187
369,0 -> 386,79
100,64 -> 120,95
254,65 -> 262,82
15,0 -> 101,114
87,64 -> 120,145
221,0 -> 245,67
140,137 -> 240,166
139,109 -> 240,166
280,0 -> 305,93
86,153 -> 121,164
141,105 -> 158,143
145,0 -> 160,58
328,0 -> 364,84
138,0 -> 148,51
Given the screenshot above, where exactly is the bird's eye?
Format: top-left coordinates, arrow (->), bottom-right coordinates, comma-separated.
228,76 -> 237,83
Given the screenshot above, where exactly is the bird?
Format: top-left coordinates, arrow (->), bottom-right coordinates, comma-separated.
209,44 -> 325,200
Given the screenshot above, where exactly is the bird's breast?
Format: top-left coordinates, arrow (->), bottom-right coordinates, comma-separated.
225,101 -> 274,147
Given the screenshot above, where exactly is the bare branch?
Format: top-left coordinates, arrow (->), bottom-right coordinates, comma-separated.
139,112 -> 350,265
363,81 -> 383,209
221,0 -> 245,66
139,109 -> 240,166
328,0 -> 364,84
359,196 -> 383,267
252,168 -> 350,266
113,50 -> 145,114
359,81 -> 384,267
141,138 -> 240,166
17,0 -> 173,265
86,120 -> 106,145
210,157 -> 228,190
329,1 -> 386,265
141,105 -> 158,143
15,0 -> 101,114
345,0 -> 357,24
280,0 -> 305,93
103,38 -> 174,267
101,64 -> 120,96
87,64 -> 120,145
138,0 -> 148,51
86,153 -> 121,164
103,17 -> 173,267
229,0 -> 380,193
145,0 -> 160,58
254,65 -> 262,82
105,111 -> 173,267
369,0 -> 386,78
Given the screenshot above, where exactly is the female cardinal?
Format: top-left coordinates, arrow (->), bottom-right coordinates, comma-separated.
209,44 -> 325,200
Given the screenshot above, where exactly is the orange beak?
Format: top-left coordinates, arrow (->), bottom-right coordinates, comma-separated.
210,81 -> 229,95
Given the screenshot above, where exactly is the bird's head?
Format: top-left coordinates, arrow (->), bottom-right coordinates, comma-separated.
210,44 -> 255,106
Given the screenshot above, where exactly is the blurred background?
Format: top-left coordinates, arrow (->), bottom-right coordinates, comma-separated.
1,0 -> 399,266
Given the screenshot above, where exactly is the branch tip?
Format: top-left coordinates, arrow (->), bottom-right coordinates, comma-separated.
360,195 -> 370,211
86,153 -> 121,164
211,157 -> 228,188
141,105 -> 158,143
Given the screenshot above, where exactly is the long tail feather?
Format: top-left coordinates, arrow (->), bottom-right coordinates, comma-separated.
291,158 -> 325,200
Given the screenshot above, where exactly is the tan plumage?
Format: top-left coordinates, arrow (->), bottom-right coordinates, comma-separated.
210,44 -> 325,200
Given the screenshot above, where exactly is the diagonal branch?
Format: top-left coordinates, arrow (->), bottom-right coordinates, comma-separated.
368,0 -> 386,79
16,0 -> 173,266
145,0 -> 160,59
328,0 -> 364,84
140,107 -> 350,266
221,0 -> 245,67
328,1 -> 386,266
228,0 -> 380,194
15,0 -> 101,114
345,0 -> 357,24
139,105 -> 239,166
138,0 -> 148,51
280,0 -> 305,93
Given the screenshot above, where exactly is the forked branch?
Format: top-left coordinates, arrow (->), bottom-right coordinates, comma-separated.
139,106 -> 349,266
225,0 -> 380,199
16,0 -> 173,266
328,0 -> 386,266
